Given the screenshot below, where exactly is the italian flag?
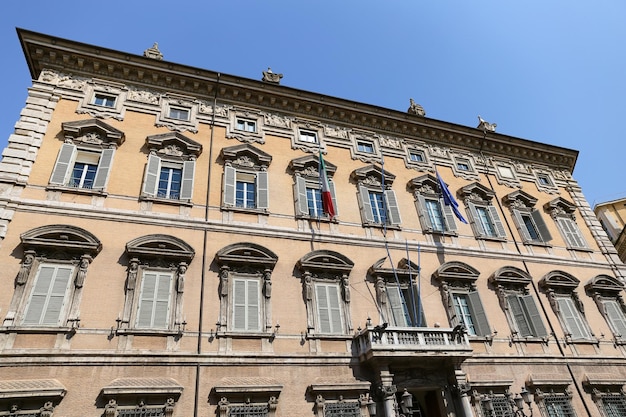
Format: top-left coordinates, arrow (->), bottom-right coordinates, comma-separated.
319,151 -> 336,218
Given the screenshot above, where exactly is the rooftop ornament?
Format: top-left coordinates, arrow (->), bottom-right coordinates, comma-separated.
143,42 -> 163,60
407,98 -> 426,117
477,115 -> 497,133
262,67 -> 283,84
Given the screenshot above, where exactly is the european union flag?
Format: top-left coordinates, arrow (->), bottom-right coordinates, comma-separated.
436,171 -> 468,224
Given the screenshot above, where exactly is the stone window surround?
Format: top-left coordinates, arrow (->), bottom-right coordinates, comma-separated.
289,154 -> 338,222
585,274 -> 626,344
156,93 -> 199,133
101,377 -> 183,417
213,377 -> 283,417
76,78 -> 128,120
458,182 -> 507,241
502,190 -> 552,246
409,174 -> 458,236
309,379 -> 372,417
351,165 -> 401,228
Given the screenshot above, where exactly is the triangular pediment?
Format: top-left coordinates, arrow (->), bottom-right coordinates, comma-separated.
146,131 -> 202,156
351,164 -> 395,185
289,154 -> 337,175
221,143 -> 272,167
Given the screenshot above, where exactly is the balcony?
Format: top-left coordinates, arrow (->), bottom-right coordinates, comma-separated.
354,325 -> 473,363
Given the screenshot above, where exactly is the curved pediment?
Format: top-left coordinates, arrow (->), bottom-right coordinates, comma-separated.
215,242 -> 278,269
146,131 -> 202,157
539,270 -> 580,291
297,250 -> 354,273
489,266 -> 532,286
126,234 -> 194,262
62,118 -> 125,146
21,224 -> 102,256
584,274 -> 624,294
369,257 -> 419,278
433,261 -> 480,281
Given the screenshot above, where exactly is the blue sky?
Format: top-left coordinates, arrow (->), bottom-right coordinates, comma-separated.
1,1 -> 624,206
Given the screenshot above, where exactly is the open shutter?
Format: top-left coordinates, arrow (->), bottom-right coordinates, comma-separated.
358,186 -> 374,223
488,205 -> 507,238
256,171 -> 269,209
92,148 -> 115,190
179,160 -> 196,200
387,286 -> 408,326
532,210 -> 552,242
295,176 -> 309,216
142,154 -> 161,197
224,166 -> 236,206
441,197 -> 458,232
507,295 -> 532,337
449,293 -> 461,327
247,280 -> 260,331
468,290 -> 490,336
521,294 -> 548,337
604,299 -> 626,338
512,209 -> 532,242
49,143 -> 77,185
329,179 -> 338,216
416,195 -> 433,232
468,202 -> 486,237
384,190 -> 402,225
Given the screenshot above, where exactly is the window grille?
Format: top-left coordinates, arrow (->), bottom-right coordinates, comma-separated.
543,394 -> 576,417
229,403 -> 269,417
118,408 -> 164,417
602,394 -> 626,417
480,396 -> 514,417
324,401 -> 360,417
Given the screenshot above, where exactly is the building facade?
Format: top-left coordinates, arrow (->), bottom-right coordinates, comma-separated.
594,198 -> 626,264
0,28 -> 625,417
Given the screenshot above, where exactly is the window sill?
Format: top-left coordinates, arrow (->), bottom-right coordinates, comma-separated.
297,215 -> 338,223
306,333 -> 353,341
566,246 -> 594,253
1,326 -> 75,334
564,336 -> 599,345
424,229 -> 458,237
522,240 -> 552,247
116,328 -> 181,336
217,331 -> 274,339
46,185 -> 108,197
476,236 -> 507,242
222,206 -> 268,215
140,195 -> 193,207
363,222 -> 401,230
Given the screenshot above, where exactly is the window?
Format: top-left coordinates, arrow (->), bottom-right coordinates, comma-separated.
291,155 -> 338,220
544,198 -> 588,250
490,267 -> 548,339
236,118 -> 257,133
409,151 -> 424,162
215,243 -> 277,335
473,391 -> 514,417
540,392 -> 576,417
2,225 -> 101,329
299,129 -> 318,143
435,262 -> 491,337
298,250 -> 354,336
49,119 -> 124,193
168,107 -> 189,121
157,94 -> 198,133
213,378 -> 282,417
504,191 -> 552,245
118,235 -> 194,333
310,382 -> 370,417
93,93 -> 116,107
101,378 -> 182,417
357,141 -> 374,153
599,394 -> 626,417
352,165 -> 401,227
457,161 -> 471,171
141,132 -> 202,203
586,275 -> 626,343
459,182 -> 507,240
221,144 -> 272,213
497,165 -> 515,179
0,379 -> 66,417
538,175 -> 552,186
410,174 -> 458,235
540,271 -> 593,342
372,257 -> 425,327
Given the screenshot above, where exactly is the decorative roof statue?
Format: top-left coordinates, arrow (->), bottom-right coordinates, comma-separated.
407,98 -> 426,117
477,115 -> 497,132
262,67 -> 283,84
143,42 -> 163,60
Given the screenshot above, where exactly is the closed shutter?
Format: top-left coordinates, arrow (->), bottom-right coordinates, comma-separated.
384,190 -> 402,225
521,294 -> 548,337
488,205 -> 507,238
329,179 -> 338,216
295,176 -> 309,216
558,218 -> 587,249
507,294 -> 532,337
316,283 -> 343,333
142,154 -> 161,197
416,195 -> 433,232
468,202 -> 486,237
179,160 -> 196,200
223,166 -> 236,206
23,265 -> 73,326
604,299 -> 626,338
92,148 -> 115,190
256,171 -> 269,209
49,143 -> 77,185
557,297 -> 590,339
532,209 -> 552,242
387,286 -> 408,326
358,186 -> 374,223
441,197 -> 458,232
468,290 -> 491,336
137,272 -> 171,329
233,279 -> 260,331
512,209 -> 532,242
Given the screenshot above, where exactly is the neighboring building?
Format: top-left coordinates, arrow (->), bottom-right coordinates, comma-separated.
595,198 -> 626,263
0,28 -> 625,417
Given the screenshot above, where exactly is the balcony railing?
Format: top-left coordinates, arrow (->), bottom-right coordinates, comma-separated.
354,325 -> 473,362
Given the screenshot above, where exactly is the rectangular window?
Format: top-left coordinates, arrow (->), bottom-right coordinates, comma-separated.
476,206 -> 497,237
453,293 -> 476,335
450,291 -> 490,336
136,271 -> 172,329
169,107 -> 189,121
357,141 -> 374,153
456,159 -> 471,171
306,187 -> 324,217
23,264 -> 74,326
369,191 -> 387,224
497,165 -> 515,179
468,202 -> 506,239
601,394 -> 626,417
294,176 -> 337,219
425,198 -> 445,232
315,283 -> 343,334
387,286 -> 424,327
50,143 -> 115,191
236,119 -> 257,133
512,209 -> 552,244
236,172 -> 257,208
93,93 -> 116,108
223,166 -> 269,211
506,294 -> 548,337
324,402 -> 361,417
538,175 -> 552,186
556,296 -> 591,340
543,393 -> 576,417
232,278 -> 260,331
480,395 -> 514,417
157,166 -> 182,199
358,187 -> 401,226
299,130 -> 318,143
142,155 -> 195,201
229,404 -> 269,417
69,150 -> 99,189
409,151 -> 424,162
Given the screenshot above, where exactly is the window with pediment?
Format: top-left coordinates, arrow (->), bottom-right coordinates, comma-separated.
503,190 -> 552,245
3,225 -> 102,330
213,377 -> 282,417
409,174 -> 458,235
585,275 -> 626,344
298,250 -> 354,336
309,380 -> 371,417
101,378 -> 183,417
48,119 -> 125,194
544,198 -> 589,251
584,375 -> 626,417
539,271 -> 593,342
215,243 -> 278,334
289,155 -> 338,220
351,165 -> 401,228
458,182 -> 507,240
471,385 -> 515,417
117,235 -> 194,333
140,132 -> 202,204
369,258 -> 426,327
434,262 -> 492,337
490,266 -> 548,340
221,144 -> 272,213
0,379 -> 66,417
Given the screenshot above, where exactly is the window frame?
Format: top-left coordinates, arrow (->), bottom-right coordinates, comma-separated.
92,92 -> 117,108
352,165 -> 401,228
585,275 -> 626,344
221,144 -> 272,214
298,128 -> 318,144
459,182 -> 507,241
504,191 -> 552,246
290,155 -> 338,221
410,174 -> 458,236
544,198 -> 589,251
157,94 -> 199,133
236,118 -> 257,133
535,389 -> 577,417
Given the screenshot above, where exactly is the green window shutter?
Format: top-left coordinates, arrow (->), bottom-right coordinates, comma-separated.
295,176 -> 309,216
49,143 -> 77,185
24,265 -> 73,326
256,171 -> 269,209
557,297 -> 590,339
358,186 -> 374,223
137,272 -> 172,329
224,166 -> 236,206
329,179 -> 338,216
532,209 -> 552,242
488,205 -> 507,238
468,290 -> 491,336
512,209 -> 532,242
384,190 -> 402,225
507,294 -> 532,337
179,160 -> 196,200
604,299 -> 626,338
416,195 -> 433,232
142,154 -> 161,197
441,197 -> 458,232
468,202 -> 486,237
521,294 -> 548,337
92,148 -> 115,190
387,286 -> 408,326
